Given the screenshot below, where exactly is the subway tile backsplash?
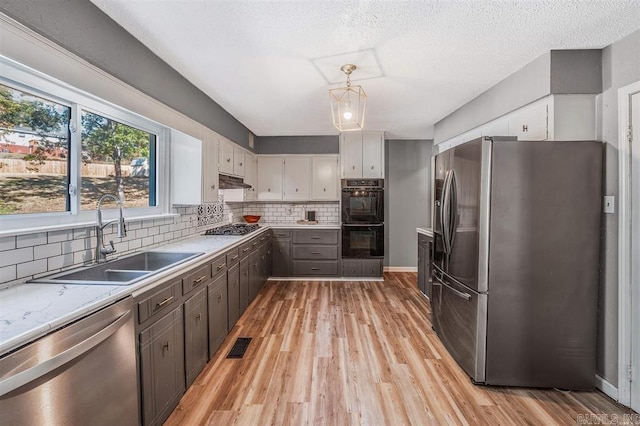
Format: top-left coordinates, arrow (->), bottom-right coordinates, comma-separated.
1,198 -> 340,289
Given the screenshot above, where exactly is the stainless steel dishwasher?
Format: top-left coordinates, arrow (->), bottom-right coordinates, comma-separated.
0,297 -> 139,425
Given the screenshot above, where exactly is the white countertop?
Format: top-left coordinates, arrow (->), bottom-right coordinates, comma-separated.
0,226 -> 270,356
417,227 -> 433,237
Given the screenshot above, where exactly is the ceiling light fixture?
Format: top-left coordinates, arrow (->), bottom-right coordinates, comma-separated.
329,64 -> 367,132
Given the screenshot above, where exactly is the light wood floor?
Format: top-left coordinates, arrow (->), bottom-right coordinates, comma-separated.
166,272 -> 632,425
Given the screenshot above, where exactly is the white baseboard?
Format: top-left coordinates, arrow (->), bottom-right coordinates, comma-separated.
595,374 -> 619,401
384,266 -> 418,272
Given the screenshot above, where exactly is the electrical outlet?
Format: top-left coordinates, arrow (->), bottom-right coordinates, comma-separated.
604,196 -> 615,214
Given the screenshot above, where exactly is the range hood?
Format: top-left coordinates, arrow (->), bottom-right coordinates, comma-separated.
219,174 -> 251,189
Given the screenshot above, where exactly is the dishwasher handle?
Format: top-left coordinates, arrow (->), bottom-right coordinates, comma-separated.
0,309 -> 132,397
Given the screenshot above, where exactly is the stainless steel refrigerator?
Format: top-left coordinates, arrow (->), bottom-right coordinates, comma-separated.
431,136 -> 602,390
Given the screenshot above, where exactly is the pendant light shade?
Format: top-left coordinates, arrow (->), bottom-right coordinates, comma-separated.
329,64 -> 367,131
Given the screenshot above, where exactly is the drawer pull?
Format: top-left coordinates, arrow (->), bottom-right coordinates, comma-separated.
243,247 -> 250,253
216,264 -> 225,271
310,251 -> 320,255
310,236 -> 320,240
194,275 -> 206,285
156,296 -> 174,307
230,255 -> 239,261
311,267 -> 320,271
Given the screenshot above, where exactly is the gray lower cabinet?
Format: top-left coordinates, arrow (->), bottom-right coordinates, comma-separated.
184,288 -> 208,387
139,306 -> 185,426
272,234 -> 291,277
227,263 -> 240,329
208,273 -> 228,357
291,229 -> 339,277
417,233 -> 432,298
249,249 -> 260,302
341,258 -> 383,278
239,256 -> 250,312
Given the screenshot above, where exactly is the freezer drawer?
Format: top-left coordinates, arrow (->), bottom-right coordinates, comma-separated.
432,269 -> 486,383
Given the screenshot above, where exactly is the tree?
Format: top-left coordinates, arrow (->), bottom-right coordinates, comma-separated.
82,112 -> 150,201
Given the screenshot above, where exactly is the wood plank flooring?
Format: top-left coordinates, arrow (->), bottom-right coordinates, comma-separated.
165,272 -> 632,425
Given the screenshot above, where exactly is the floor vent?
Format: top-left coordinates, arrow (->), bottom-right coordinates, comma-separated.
227,337 -> 252,359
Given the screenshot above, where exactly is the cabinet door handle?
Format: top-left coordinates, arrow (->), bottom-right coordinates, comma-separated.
324,188 -> 326,192
156,296 -> 174,307
522,124 -> 528,132
239,162 -> 243,166
352,165 -> 355,170
162,341 -> 170,352
371,165 -> 374,170
196,313 -> 202,321
227,158 -> 231,162
217,294 -> 222,301
194,275 -> 206,285
268,188 -> 271,192
211,185 -> 216,190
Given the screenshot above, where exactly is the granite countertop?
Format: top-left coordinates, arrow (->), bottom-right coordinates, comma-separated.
0,226 -> 271,356
417,227 -> 433,237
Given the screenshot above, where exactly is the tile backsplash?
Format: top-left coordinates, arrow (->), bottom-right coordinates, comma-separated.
1,198 -> 339,288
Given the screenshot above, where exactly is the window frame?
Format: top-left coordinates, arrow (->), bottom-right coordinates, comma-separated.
0,56 -> 170,232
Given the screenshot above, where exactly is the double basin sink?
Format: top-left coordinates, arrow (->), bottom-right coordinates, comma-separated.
30,251 -> 204,286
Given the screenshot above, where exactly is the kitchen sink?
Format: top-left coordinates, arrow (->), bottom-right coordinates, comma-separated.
30,251 -> 204,286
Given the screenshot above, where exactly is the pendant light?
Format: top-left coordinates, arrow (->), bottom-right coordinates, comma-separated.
329,64 -> 367,131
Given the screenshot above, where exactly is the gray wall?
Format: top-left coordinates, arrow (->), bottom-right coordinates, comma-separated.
0,0 -> 252,149
384,139 -> 433,268
434,50 -> 602,143
597,28 -> 640,386
255,136 -> 339,154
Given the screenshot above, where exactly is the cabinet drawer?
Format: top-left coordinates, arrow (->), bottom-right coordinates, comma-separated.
226,247 -> 240,266
239,241 -> 253,258
292,261 -> 338,276
272,229 -> 291,239
137,278 -> 180,324
183,263 -> 212,295
292,245 -> 337,260
418,233 -> 431,245
211,254 -> 227,279
292,230 -> 338,245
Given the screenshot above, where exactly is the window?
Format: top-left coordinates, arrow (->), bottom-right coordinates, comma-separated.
0,57 -> 168,231
0,84 -> 71,215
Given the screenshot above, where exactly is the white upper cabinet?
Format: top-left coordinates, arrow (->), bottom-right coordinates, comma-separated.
283,156 -> 311,201
201,130 -> 220,203
244,153 -> 257,201
340,131 -> 384,178
171,128 -> 219,204
233,146 -> 245,177
312,156 -> 339,200
219,138 -> 234,175
341,133 -> 363,178
257,156 -> 283,200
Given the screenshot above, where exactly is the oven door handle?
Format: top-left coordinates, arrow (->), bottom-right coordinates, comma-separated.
342,223 -> 384,227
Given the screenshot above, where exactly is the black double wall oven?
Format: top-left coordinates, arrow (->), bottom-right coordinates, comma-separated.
341,179 -> 384,258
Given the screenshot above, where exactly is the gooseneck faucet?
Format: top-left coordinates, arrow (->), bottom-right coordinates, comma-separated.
95,194 -> 126,263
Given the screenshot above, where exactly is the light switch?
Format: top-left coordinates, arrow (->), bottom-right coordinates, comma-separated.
604,196 -> 615,214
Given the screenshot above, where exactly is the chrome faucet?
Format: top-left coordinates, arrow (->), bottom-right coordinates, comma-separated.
95,194 -> 126,263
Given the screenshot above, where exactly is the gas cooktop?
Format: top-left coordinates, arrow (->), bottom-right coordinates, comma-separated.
204,223 -> 260,236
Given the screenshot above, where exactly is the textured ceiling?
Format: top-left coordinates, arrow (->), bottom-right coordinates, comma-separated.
90,0 -> 640,139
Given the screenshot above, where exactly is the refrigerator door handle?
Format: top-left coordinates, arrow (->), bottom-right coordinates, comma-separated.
441,170 -> 453,254
448,169 -> 458,250
434,273 -> 472,301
